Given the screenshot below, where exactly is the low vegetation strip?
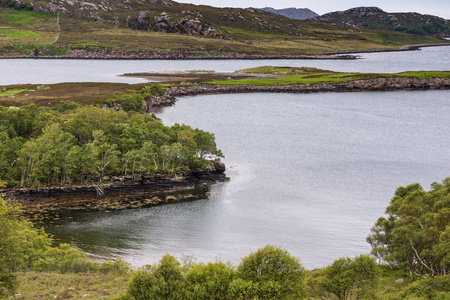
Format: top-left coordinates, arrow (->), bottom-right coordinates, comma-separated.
205,67 -> 450,86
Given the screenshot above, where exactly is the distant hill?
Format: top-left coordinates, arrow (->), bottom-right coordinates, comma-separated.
313,6 -> 450,36
259,7 -> 318,20
0,0 -> 448,57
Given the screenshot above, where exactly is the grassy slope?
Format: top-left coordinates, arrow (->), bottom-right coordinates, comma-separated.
11,271 -> 130,299
11,265 -> 430,299
0,4 -> 448,57
0,82 -> 139,107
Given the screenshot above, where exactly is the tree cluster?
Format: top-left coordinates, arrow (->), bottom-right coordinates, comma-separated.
0,0 -> 32,10
0,104 -> 223,187
0,197 -> 131,297
124,245 -> 308,300
367,178 -> 450,278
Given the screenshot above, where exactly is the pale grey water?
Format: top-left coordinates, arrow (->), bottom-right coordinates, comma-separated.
3,45 -> 449,269
0,44 -> 449,85
45,90 -> 450,269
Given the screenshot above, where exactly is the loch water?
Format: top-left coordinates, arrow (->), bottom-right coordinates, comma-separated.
2,46 -> 450,269
1,45 -> 450,84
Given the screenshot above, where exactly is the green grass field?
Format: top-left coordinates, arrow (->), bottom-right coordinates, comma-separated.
206,68 -> 450,86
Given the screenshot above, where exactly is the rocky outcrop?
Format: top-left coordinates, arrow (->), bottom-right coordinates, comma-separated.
3,159 -> 228,214
126,11 -> 152,30
142,76 -> 450,112
123,11 -> 222,37
152,12 -> 180,33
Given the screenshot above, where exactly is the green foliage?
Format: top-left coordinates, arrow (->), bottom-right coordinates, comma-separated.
367,177 -> 450,278
320,255 -> 379,300
125,245 -> 307,299
0,197 -> 49,297
397,275 -> 450,299
0,87 -> 33,96
120,94 -> 144,112
1,105 -> 223,187
112,84 -> 166,112
127,254 -> 183,300
183,261 -> 234,299
233,244 -> 308,299
33,243 -> 93,273
145,84 -> 166,97
206,68 -> 450,86
0,196 -> 131,296
57,100 -> 81,112
0,0 -> 32,10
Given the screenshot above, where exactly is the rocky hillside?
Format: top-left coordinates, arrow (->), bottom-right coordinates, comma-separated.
259,7 -> 318,20
313,6 -> 450,36
0,1 -> 448,57
3,0 -> 316,37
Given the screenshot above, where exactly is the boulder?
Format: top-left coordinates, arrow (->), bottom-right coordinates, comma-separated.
126,11 -> 152,30
154,13 -> 181,33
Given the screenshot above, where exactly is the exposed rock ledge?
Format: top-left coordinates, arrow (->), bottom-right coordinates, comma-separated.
2,159 -> 228,215
142,76 -> 450,111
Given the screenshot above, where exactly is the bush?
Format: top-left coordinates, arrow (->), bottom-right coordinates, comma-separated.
320,255 -> 379,300
120,94 -> 144,112
233,245 -> 308,299
0,197 -> 50,296
33,244 -> 94,273
183,261 -> 234,299
58,101 -> 81,112
127,254 -> 183,300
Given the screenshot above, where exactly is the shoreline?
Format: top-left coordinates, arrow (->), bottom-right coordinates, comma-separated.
2,160 -> 229,215
138,76 -> 450,112
1,42 -> 449,60
319,42 -> 450,55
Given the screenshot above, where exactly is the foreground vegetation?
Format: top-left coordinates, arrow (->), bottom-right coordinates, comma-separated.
1,176 -> 448,299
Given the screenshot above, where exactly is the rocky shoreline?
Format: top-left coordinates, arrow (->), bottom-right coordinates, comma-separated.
1,43 -> 449,60
0,51 -> 358,60
2,160 -> 229,215
141,76 -> 450,112
321,42 -> 450,55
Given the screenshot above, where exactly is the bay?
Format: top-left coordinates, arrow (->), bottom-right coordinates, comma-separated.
45,90 -> 450,269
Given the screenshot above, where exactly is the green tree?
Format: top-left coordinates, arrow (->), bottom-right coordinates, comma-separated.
320,255 -> 379,300
367,178 -> 450,278
127,254 -> 183,300
0,197 -> 50,297
193,129 -> 223,159
231,244 -> 307,299
183,261 -> 235,299
18,123 -> 75,186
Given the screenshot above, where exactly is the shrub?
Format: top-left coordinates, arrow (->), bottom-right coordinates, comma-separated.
233,244 -> 308,299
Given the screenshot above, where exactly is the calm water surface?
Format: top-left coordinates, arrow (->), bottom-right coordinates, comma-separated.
45,90 -> 450,269
1,45 -> 449,85
4,45 -> 449,268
